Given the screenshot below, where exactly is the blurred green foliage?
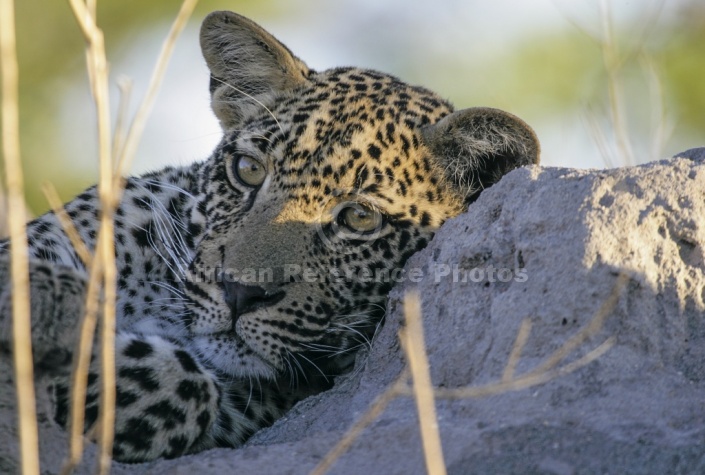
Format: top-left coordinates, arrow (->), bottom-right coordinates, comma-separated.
657,4 -> 705,138
7,0 -> 292,214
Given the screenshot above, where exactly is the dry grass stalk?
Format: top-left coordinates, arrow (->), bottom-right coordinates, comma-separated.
1,0 -> 40,473
111,77 -> 133,166
399,292 -> 446,475
41,183 -> 93,267
310,372 -> 408,475
96,203 -> 117,475
58,2 -> 199,473
428,337 -> 615,399
583,107 -> 616,168
313,334 -> 615,475
66,2 -> 117,472
641,55 -> 673,163
434,272 -> 627,399
527,272 -> 627,377
114,0 -> 199,181
562,0 -> 667,167
40,183 -> 99,472
501,317 -> 532,382
60,254 -> 103,475
598,0 -> 635,166
312,271 -> 627,473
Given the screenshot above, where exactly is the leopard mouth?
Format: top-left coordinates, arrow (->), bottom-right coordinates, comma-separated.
229,289 -> 286,326
191,329 -> 277,378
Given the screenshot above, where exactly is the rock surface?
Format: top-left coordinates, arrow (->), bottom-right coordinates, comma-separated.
3,148 -> 705,474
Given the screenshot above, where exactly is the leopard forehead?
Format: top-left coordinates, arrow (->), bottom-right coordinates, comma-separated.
211,67 -> 462,220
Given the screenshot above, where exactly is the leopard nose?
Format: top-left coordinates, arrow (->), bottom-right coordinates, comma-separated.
223,281 -> 284,326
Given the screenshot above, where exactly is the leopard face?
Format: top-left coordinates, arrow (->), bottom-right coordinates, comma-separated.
183,11 -> 540,382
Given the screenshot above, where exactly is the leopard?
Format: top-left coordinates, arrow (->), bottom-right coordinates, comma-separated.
0,11 -> 539,463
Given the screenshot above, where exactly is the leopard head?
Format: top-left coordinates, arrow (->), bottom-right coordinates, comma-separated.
184,11 -> 540,383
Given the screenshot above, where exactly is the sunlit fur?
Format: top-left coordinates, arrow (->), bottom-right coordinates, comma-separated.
183,67 -> 465,382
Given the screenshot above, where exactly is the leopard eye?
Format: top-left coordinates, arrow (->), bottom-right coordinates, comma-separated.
232,155 -> 266,187
338,204 -> 383,234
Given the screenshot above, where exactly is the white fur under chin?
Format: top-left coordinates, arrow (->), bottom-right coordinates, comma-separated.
191,334 -> 277,379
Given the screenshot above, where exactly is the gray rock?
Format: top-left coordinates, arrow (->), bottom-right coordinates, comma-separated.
3,149 -> 705,474
674,147 -> 705,162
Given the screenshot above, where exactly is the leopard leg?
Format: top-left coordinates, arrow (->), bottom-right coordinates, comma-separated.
53,333 -> 221,462
1,257 -> 221,462
0,257 -> 88,375
1,256 -> 305,462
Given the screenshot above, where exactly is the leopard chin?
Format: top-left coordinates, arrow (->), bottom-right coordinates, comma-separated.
191,332 -> 278,380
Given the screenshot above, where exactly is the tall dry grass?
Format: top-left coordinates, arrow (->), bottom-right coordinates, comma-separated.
2,1 -> 198,474
566,0 -> 672,167
65,4 -> 199,473
399,292 -> 445,475
1,0 -> 39,474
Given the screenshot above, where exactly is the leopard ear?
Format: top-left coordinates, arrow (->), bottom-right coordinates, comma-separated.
421,107 -> 540,203
200,11 -> 311,128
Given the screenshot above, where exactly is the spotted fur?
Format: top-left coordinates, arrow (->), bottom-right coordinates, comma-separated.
0,11 -> 539,462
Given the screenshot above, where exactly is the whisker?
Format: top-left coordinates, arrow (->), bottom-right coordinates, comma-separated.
295,352 -> 329,382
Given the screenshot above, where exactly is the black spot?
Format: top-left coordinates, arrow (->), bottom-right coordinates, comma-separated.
145,400 -> 187,430
164,435 -> 189,459
123,339 -> 153,359
85,391 -> 98,406
400,134 -> 411,156
113,445 -> 125,459
367,144 -> 382,160
188,221 -> 202,239
420,212 -> 431,227
175,350 -> 201,373
123,302 -> 135,317
131,222 -> 152,248
118,366 -> 160,392
115,418 -> 157,452
76,191 -> 94,202
354,166 -> 369,188
116,388 -> 139,407
53,384 -> 69,427
398,230 -> 411,251
177,379 -> 204,403
196,410 -> 212,433
132,196 -> 152,210
36,248 -> 60,262
84,404 -> 98,428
